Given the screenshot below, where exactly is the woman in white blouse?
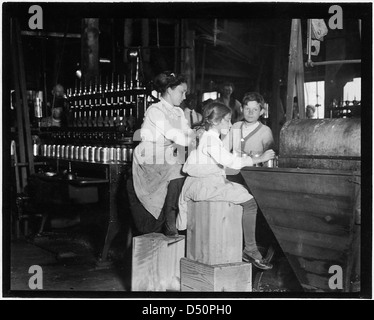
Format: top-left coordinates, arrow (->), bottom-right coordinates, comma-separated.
132,71 -> 196,236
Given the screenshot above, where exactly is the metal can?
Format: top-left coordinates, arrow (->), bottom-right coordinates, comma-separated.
109,147 -> 116,162
33,143 -> 39,156
266,159 -> 274,168
90,146 -> 96,162
64,145 -> 68,159
84,146 -> 91,162
265,156 -> 278,168
74,146 -> 80,160
61,145 -> 66,159
121,146 -> 128,162
65,145 -> 70,159
56,145 -> 61,158
51,145 -> 57,158
42,144 -> 47,157
46,144 -> 52,158
116,147 -> 122,162
80,146 -> 86,161
95,147 -> 102,162
100,147 -> 109,163
69,146 -> 75,160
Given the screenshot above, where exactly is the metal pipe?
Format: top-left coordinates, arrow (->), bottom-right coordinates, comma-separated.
123,45 -> 191,49
200,43 -> 206,96
307,59 -> 361,67
21,31 -> 81,38
307,19 -> 312,66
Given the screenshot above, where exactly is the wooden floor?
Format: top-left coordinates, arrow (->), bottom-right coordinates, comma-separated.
7,216 -> 302,296
9,233 -> 131,293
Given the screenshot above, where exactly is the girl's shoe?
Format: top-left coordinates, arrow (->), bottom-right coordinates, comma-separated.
242,251 -> 273,270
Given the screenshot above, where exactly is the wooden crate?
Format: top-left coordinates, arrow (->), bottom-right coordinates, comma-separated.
131,232 -> 185,291
180,258 -> 252,292
187,201 -> 243,265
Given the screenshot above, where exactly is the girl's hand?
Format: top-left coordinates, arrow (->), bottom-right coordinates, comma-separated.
251,149 -> 275,165
259,149 -> 275,163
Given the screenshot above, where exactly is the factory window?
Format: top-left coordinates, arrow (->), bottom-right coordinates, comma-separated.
343,77 -> 361,102
151,90 -> 160,100
304,81 -> 325,119
202,91 -> 218,102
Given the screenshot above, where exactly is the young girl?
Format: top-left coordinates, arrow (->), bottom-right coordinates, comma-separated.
178,102 -> 275,270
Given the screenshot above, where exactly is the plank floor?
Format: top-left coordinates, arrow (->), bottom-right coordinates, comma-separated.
7,216 -> 301,296
9,234 -> 131,293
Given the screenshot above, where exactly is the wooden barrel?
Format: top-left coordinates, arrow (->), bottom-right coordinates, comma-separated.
279,118 -> 361,171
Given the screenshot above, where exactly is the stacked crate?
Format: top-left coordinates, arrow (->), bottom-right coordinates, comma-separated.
132,232 -> 185,291
180,201 -> 252,292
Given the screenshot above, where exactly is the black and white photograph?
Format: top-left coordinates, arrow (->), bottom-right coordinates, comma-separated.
1,1 -> 372,303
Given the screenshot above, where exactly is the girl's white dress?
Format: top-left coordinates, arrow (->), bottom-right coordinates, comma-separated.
177,129 -> 253,230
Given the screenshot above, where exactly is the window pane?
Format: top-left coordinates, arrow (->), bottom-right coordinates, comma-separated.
343,78 -> 361,101
304,81 -> 325,119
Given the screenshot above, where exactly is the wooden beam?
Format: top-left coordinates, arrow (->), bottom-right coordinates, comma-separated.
13,19 -> 35,177
296,19 -> 306,119
21,30 -> 81,38
181,20 -> 195,92
201,67 -> 250,78
271,19 -> 282,153
81,19 -> 100,84
286,19 -> 305,121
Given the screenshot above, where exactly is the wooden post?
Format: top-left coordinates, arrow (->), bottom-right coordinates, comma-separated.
295,19 -> 306,119
81,19 -> 100,85
11,18 -> 35,186
271,19 -> 282,152
174,20 -> 180,73
124,19 -> 133,65
324,29 -> 346,118
141,19 -> 150,63
286,19 -> 305,121
181,20 -> 195,92
200,43 -> 206,97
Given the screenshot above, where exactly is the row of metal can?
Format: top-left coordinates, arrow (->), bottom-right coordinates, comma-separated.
35,143 -> 133,163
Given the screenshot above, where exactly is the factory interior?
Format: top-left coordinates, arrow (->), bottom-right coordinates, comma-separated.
2,2 -> 371,299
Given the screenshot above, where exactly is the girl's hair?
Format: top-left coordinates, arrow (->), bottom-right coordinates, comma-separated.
201,102 -> 232,130
242,92 -> 265,109
153,71 -> 187,95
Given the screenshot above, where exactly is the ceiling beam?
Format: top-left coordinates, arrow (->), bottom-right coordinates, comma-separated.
201,67 -> 250,78
21,31 -> 81,38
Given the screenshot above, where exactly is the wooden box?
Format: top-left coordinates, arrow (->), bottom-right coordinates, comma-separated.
180,257 -> 252,292
131,232 -> 185,291
187,201 -> 243,265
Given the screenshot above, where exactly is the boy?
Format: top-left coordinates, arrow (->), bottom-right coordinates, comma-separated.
225,92 -> 274,160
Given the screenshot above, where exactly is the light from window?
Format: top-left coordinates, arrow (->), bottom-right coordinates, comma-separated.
343,78 -> 361,101
304,81 -> 325,119
202,92 -> 218,102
